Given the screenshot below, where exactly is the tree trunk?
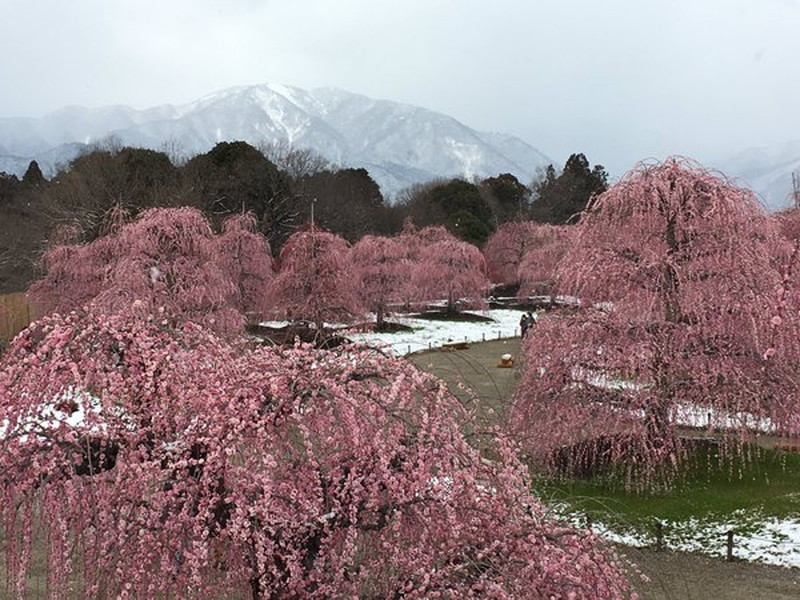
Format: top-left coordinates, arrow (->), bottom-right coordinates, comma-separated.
644,205 -> 683,445
250,577 -> 262,600
446,290 -> 457,315
376,305 -> 385,329
645,397 -> 671,445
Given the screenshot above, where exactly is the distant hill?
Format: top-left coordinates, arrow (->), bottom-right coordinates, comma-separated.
712,140 -> 800,211
0,84 -> 553,199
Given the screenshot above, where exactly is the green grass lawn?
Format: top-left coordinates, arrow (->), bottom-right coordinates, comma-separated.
535,444 -> 800,537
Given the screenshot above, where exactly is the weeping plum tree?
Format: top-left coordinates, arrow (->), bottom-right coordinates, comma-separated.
92,207 -> 243,335
0,310 -> 634,599
482,221 -> 572,293
773,208 -> 800,279
27,207 -> 246,337
392,224 -> 458,310
511,158 -> 799,490
483,221 -> 540,286
214,212 -> 274,324
27,242 -> 103,314
266,226 -> 363,328
769,208 -> 800,365
399,224 -> 457,261
516,224 -> 574,298
350,234 -> 411,329
413,238 -> 489,314
27,221 -> 116,315
775,207 -> 800,243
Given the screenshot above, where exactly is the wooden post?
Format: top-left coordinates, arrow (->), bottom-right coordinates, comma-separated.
726,530 -> 734,562
655,521 -> 664,552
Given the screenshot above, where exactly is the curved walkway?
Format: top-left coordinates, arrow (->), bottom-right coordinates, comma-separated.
409,337 -> 520,426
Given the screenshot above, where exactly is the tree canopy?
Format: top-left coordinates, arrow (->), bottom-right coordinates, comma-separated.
21,160 -> 45,186
530,153 -> 608,225
295,168 -> 396,241
350,234 -> 411,327
44,147 -> 179,240
27,207 -> 256,337
214,212 -> 275,322
0,310 -> 634,599
480,172 -> 531,223
413,237 -> 489,314
266,226 -> 363,327
483,221 -> 564,288
398,178 -> 495,246
182,141 -> 298,248
512,158 -> 799,489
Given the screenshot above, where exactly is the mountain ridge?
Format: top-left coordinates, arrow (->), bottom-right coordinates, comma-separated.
711,140 -> 800,210
0,83 -> 553,198
1,84 -> 797,208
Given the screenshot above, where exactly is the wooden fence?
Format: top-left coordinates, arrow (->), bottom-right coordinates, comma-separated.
0,292 -> 35,345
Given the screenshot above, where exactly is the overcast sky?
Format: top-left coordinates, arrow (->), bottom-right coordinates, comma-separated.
1,0 -> 798,176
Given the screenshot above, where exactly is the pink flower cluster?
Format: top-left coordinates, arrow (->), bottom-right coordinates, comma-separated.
0,311 -> 634,599
511,158 -> 800,490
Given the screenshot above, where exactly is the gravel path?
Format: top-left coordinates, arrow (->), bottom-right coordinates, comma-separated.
410,338 -> 800,600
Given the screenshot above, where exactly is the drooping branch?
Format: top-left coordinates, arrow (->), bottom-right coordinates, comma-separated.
513,158 -> 798,490
2,311 -> 634,599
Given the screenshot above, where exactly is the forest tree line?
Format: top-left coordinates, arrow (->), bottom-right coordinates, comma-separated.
0,139 -> 607,293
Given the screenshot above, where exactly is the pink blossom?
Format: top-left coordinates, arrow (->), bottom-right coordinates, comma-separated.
28,207 -> 250,337
1,311 -> 634,598
265,225 -> 363,327
512,157 -> 800,490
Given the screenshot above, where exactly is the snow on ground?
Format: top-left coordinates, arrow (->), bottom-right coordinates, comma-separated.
345,308 -> 527,356
0,388 -> 110,441
556,509 -> 800,569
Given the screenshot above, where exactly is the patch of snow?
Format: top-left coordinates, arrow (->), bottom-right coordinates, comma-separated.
346,309 -> 525,356
674,403 -> 777,433
558,507 -> 800,568
0,388 -> 111,442
445,137 -> 482,180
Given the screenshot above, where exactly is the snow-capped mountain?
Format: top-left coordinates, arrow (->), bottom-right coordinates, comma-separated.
0,84 -> 552,198
712,140 -> 800,211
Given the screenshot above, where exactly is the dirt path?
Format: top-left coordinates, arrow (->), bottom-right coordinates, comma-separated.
409,338 -> 800,600
409,337 -> 519,424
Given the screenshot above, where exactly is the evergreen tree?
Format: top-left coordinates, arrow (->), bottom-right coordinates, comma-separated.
181,141 -> 298,249
22,160 -> 45,186
530,153 -> 608,224
296,168 -> 391,241
0,172 -> 20,204
480,172 -> 531,223
399,178 -> 494,246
